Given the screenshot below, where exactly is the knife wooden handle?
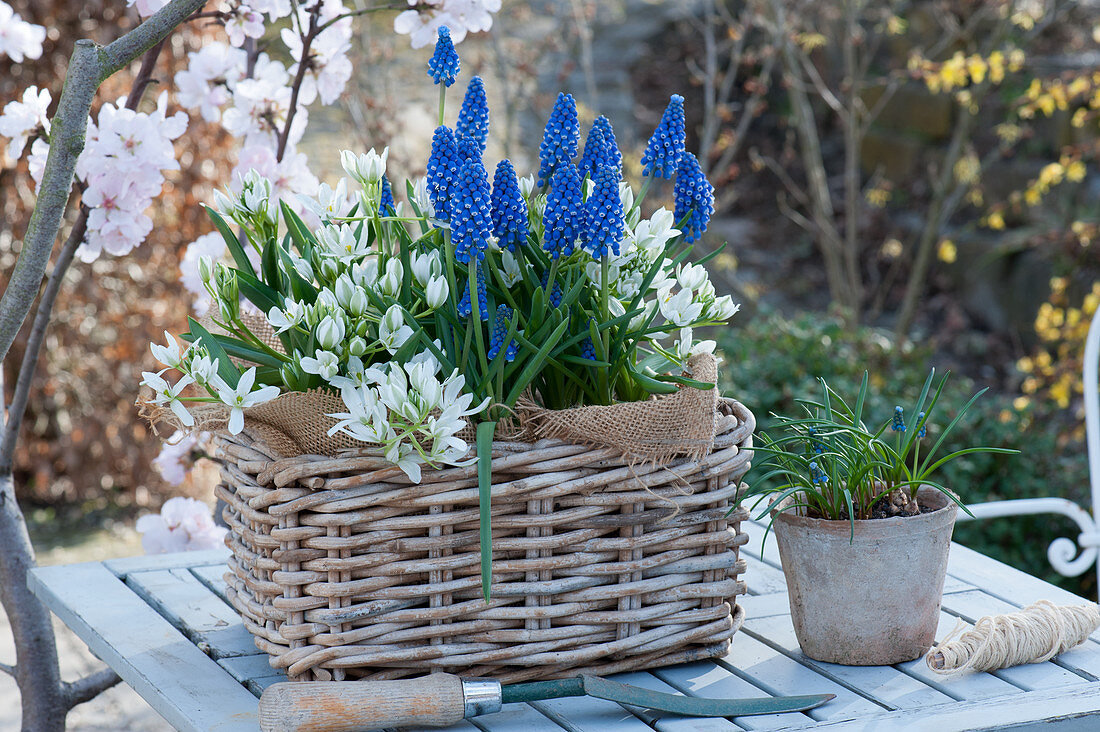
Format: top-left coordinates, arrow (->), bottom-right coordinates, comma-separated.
258,674 -> 466,732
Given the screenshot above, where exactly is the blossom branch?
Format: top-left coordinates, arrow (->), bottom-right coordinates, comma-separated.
276,5 -> 320,161
1,37 -> 170,474
0,0 -> 207,365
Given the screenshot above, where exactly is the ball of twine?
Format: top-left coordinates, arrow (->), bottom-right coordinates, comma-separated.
926,600 -> 1100,674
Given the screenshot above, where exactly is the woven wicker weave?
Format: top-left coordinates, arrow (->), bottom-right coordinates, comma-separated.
214,398 -> 754,682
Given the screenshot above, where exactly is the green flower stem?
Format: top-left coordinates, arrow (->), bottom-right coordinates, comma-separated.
629,175 -> 654,220
600,255 -> 611,402
438,83 -> 447,127
544,256 -> 560,303
468,262 -> 490,378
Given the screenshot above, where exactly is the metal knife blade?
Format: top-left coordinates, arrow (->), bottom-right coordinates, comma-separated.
580,675 -> 835,717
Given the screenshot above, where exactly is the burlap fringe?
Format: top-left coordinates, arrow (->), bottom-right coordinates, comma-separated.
141,344 -> 721,464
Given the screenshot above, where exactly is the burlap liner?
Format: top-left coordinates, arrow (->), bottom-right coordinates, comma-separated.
142,311 -> 720,463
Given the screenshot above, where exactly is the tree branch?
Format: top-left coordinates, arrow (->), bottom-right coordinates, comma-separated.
61,668 -> 122,710
1,35 -> 169,473
0,662 -> 15,677
98,0 -> 210,82
0,0 -> 206,365
276,7 -> 320,161
0,212 -> 86,472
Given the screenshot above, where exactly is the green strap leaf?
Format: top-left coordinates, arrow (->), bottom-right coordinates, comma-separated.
476,421 -> 497,601
186,318 -> 241,388
204,206 -> 257,278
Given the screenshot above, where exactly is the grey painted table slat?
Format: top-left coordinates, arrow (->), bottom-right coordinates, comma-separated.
27,522 -> 1100,732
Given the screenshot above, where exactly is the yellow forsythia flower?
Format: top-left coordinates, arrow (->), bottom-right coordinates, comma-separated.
937,239 -> 957,263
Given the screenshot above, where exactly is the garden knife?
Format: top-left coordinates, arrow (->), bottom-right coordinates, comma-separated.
258,673 -> 834,732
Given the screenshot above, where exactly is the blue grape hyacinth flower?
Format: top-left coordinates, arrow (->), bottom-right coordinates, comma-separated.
427,126 -> 461,220
917,411 -> 927,438
542,162 -> 583,259
427,26 -> 460,87
487,304 -> 518,361
457,261 -> 489,321
580,337 -> 597,361
380,173 -> 395,214
537,92 -> 580,187
457,135 -> 482,163
891,406 -> 906,432
456,76 -> 489,155
641,94 -> 686,179
583,166 -> 624,258
490,159 -> 528,251
673,152 -> 714,243
451,157 -> 494,265
578,115 -> 622,179
539,271 -> 563,307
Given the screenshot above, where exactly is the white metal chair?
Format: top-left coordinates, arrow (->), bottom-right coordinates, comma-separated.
957,306 -> 1100,592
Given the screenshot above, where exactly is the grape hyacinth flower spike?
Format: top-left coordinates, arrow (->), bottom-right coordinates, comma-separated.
673,152 -> 714,243
641,94 -> 686,179
891,406 -> 906,432
491,159 -> 528,251
427,26 -> 460,87
456,76 -> 489,154
583,165 -> 625,258
380,173 -> 395,214
579,115 -> 622,178
458,261 -> 489,321
451,156 -> 494,265
427,125 -> 461,220
543,161 -> 583,259
537,92 -> 580,187
487,304 -> 518,361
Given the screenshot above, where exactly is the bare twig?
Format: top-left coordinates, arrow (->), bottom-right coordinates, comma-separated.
0,662 -> 15,678
62,668 -> 122,710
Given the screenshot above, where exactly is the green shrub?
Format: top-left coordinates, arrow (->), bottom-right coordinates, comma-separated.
718,309 -> 1095,600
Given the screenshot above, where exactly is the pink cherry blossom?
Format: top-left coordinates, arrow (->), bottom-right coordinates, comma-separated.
225,5 -> 266,47
394,0 -> 501,47
174,43 -> 249,123
153,430 -> 210,485
136,497 -> 227,554
0,86 -> 51,161
125,0 -> 171,18
0,2 -> 46,63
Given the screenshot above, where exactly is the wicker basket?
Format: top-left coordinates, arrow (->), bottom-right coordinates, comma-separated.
214,397 -> 754,682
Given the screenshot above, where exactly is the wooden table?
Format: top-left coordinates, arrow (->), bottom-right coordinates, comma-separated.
28,521 -> 1100,732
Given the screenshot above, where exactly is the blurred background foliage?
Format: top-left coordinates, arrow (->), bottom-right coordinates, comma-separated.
2,0 -> 1100,597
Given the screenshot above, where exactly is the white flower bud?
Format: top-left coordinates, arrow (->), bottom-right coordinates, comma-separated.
412,251 -> 440,287
380,259 -> 403,298
710,295 -> 740,320
316,315 -> 346,351
334,275 -> 357,309
348,289 -> 369,318
341,147 -> 388,185
291,256 -> 314,283
351,258 -> 379,289
198,255 -> 214,284
425,276 -> 449,309
348,336 -> 368,357
518,174 -> 536,199
677,263 -> 708,292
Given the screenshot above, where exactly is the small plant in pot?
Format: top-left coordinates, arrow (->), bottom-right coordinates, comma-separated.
747,370 -> 1016,666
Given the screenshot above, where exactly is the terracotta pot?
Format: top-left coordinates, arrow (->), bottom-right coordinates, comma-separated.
772,486 -> 958,665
